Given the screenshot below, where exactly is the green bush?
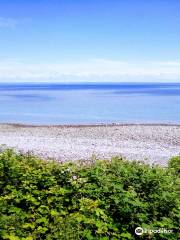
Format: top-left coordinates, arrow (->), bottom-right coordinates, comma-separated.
0,149 -> 179,239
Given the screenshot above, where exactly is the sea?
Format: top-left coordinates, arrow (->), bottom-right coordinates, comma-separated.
0,82 -> 180,125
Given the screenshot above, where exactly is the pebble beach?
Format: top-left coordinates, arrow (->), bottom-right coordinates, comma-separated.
0,124 -> 180,166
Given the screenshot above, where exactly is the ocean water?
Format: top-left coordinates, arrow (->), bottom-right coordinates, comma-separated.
0,83 -> 180,124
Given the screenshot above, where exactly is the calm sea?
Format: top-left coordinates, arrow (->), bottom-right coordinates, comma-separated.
0,83 -> 180,124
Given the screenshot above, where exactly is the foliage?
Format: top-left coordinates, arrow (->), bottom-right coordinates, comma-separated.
0,149 -> 179,239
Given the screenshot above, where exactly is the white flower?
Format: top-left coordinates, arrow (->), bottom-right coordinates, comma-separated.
72,175 -> 77,180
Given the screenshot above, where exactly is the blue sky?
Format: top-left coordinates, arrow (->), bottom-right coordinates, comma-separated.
0,0 -> 180,82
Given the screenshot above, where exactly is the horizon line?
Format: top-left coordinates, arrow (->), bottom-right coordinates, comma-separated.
0,81 -> 180,84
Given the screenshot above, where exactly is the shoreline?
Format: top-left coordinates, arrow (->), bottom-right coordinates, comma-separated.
0,123 -> 180,166
1,122 -> 180,128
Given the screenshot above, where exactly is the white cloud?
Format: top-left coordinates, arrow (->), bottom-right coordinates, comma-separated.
0,58 -> 180,82
0,17 -> 18,29
149,61 -> 180,66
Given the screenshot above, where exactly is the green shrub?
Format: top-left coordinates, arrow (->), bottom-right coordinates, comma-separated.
0,149 -> 179,239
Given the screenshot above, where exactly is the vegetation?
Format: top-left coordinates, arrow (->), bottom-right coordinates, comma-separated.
0,149 -> 179,240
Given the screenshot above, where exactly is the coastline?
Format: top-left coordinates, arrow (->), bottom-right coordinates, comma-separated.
0,123 -> 180,166
1,122 -> 180,127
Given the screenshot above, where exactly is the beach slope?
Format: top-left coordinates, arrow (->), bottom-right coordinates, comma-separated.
0,124 -> 180,166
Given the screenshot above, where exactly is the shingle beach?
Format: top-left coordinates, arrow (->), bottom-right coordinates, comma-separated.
0,124 -> 180,166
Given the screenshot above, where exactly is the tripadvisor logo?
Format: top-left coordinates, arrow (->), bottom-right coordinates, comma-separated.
135,227 -> 173,236
135,227 -> 143,235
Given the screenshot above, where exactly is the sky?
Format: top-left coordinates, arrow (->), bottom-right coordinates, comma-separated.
0,0 -> 180,83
